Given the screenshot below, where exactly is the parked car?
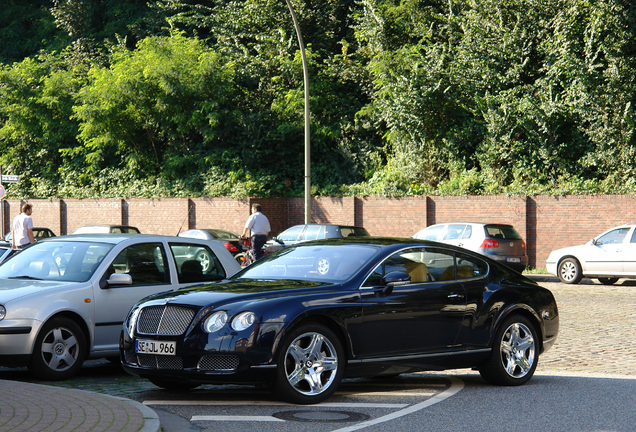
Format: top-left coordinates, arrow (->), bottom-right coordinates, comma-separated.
71,225 -> 140,234
413,223 -> 528,272
546,223 -> 636,284
0,234 -> 240,380
1,227 -> 56,245
178,229 -> 245,263
266,224 -> 370,252
121,238 -> 559,404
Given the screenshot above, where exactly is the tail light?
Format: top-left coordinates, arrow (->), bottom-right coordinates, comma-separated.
521,240 -> 526,250
224,242 -> 239,252
480,239 -> 500,248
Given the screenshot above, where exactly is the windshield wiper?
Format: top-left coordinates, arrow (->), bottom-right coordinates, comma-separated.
8,275 -> 42,280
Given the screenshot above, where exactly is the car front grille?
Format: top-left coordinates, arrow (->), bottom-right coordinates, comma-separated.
136,354 -> 184,370
198,355 -> 240,371
137,305 -> 196,336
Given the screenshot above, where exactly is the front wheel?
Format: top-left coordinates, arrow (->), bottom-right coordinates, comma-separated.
598,277 -> 619,285
273,323 -> 344,404
28,317 -> 87,380
479,315 -> 539,386
558,258 -> 583,284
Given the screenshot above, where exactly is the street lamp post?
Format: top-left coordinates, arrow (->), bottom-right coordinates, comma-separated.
284,0 -> 311,224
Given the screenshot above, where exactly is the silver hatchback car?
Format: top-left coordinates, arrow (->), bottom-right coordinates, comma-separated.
0,234 -> 240,380
413,223 -> 528,272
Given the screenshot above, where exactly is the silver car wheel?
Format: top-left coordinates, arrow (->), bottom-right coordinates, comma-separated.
559,261 -> 577,282
316,258 -> 330,275
196,250 -> 211,272
284,331 -> 338,396
40,326 -> 80,372
500,322 -> 535,379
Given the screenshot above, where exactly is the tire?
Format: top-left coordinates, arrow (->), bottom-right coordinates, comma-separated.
598,277 -> 619,285
558,258 -> 583,284
195,250 -> 211,273
149,379 -> 201,391
479,315 -> 539,386
28,317 -> 87,381
273,323 -> 344,404
235,252 -> 246,265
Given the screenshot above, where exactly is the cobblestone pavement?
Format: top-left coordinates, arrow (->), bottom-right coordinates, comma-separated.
530,275 -> 636,375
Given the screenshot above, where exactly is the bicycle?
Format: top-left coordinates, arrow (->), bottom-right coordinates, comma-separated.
237,237 -> 271,267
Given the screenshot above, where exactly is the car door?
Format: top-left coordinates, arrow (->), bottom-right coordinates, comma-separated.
621,227 -> 636,274
358,247 -> 467,359
584,227 -> 629,274
92,241 -> 178,352
441,224 -> 469,248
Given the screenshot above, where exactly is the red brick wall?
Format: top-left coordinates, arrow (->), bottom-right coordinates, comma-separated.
3,194 -> 636,269
358,196 -> 427,237
127,198 -> 189,236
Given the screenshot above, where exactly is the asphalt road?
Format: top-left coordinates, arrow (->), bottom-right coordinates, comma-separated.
1,275 -> 634,431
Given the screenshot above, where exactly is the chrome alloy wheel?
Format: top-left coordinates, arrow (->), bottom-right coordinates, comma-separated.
500,322 -> 536,378
40,326 -> 80,372
284,332 -> 339,396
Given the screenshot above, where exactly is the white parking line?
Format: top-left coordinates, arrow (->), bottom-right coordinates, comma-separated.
144,400 -> 408,408
329,377 -> 464,432
192,415 -> 285,422
336,391 -> 435,397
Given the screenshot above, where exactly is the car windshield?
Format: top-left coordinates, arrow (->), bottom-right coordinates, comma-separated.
236,244 -> 380,282
0,241 -> 113,282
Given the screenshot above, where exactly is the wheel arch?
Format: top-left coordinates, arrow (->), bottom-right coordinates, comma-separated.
558,254 -> 583,271
491,305 -> 544,354
33,311 -> 92,355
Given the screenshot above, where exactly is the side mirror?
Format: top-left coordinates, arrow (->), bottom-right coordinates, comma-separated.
105,273 -> 133,287
380,271 -> 411,295
274,237 -> 284,244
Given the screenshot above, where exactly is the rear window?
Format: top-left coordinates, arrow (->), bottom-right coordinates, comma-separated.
484,225 -> 521,240
339,227 -> 370,238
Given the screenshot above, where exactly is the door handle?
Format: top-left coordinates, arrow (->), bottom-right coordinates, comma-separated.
448,293 -> 464,299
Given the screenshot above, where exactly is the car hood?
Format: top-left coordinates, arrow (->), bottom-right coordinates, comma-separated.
146,279 -> 335,308
0,278 -> 79,303
547,243 -> 590,259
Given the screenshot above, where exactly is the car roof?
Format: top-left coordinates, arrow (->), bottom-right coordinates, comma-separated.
39,233 -> 218,245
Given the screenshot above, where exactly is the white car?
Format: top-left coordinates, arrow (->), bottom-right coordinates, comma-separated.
413,222 -> 528,272
0,234 -> 240,380
546,224 -> 636,284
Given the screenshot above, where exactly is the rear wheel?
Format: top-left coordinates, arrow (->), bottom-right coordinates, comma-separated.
28,317 -> 87,380
479,315 -> 539,386
598,277 -> 619,285
273,323 -> 344,404
558,258 -> 583,284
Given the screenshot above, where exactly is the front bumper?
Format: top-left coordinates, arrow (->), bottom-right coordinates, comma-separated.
0,318 -> 41,366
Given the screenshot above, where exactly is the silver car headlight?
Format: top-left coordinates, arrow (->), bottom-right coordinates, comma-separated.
203,311 -> 228,333
231,311 -> 256,332
0,305 -> 5,321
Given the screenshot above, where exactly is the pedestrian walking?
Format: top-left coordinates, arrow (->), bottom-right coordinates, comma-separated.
12,203 -> 34,250
241,203 -> 271,261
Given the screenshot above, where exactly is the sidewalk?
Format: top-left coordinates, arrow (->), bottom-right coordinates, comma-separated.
0,379 -> 159,432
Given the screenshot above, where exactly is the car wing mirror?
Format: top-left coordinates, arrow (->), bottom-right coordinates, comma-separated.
106,273 -> 133,287
274,237 -> 284,244
380,271 -> 411,295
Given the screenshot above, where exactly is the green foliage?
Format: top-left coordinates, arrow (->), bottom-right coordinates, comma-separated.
1,0 -> 636,199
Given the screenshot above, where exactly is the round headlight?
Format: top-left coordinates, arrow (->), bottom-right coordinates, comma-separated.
231,311 -> 256,332
126,307 -> 141,337
0,305 -> 5,321
203,311 -> 228,333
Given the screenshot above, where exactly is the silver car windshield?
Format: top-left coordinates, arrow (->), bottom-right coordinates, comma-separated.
237,244 -> 379,281
0,241 -> 113,282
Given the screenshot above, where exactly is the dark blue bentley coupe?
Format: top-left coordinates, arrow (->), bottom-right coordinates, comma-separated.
120,238 -> 559,404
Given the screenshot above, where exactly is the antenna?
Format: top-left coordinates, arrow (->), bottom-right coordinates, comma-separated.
176,203 -> 194,236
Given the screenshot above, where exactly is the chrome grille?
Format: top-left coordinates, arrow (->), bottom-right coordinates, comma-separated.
137,305 -> 195,336
137,354 -> 183,370
198,355 -> 239,371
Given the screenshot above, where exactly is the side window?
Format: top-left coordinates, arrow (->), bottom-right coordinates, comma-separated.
455,252 -> 488,280
461,225 -> 472,239
631,229 -> 636,244
169,243 -> 226,283
110,243 -> 169,285
278,226 -> 304,242
597,228 -> 629,245
302,225 -> 323,241
443,224 -> 466,240
414,225 -> 444,241
362,247 -> 456,287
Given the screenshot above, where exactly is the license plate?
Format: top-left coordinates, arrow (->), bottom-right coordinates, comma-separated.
506,257 -> 521,263
135,339 -> 176,356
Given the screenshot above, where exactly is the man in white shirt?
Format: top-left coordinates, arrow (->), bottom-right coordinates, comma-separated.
241,203 -> 271,261
12,203 -> 34,250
